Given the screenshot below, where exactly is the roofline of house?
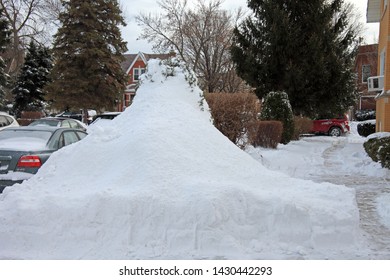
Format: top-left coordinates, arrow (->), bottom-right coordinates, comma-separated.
125,52 -> 147,75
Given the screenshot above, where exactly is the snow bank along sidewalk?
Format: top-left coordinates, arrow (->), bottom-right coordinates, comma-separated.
0,59 -> 363,259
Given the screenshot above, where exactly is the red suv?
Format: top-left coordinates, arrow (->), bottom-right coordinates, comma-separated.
310,115 -> 350,137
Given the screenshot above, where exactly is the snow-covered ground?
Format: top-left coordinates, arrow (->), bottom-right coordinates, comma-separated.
0,59 -> 388,260
247,123 -> 390,258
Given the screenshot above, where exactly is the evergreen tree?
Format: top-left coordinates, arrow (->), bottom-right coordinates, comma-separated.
12,41 -> 53,117
46,0 -> 128,121
0,8 -> 10,110
231,0 -> 359,118
260,91 -> 294,144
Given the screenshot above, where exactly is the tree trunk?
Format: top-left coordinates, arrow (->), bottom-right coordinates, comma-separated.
82,108 -> 89,124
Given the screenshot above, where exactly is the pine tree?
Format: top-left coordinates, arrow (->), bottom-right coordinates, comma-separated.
231,0 -> 359,118
45,0 -> 128,121
0,8 -> 10,110
12,41 -> 53,117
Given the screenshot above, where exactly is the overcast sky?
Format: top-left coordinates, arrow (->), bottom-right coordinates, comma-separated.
120,0 -> 379,54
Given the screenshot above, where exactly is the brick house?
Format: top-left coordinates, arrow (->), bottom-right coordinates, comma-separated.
367,0 -> 390,132
354,44 -> 378,111
118,52 -> 174,111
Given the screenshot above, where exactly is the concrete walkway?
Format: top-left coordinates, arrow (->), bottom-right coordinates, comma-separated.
310,138 -> 390,259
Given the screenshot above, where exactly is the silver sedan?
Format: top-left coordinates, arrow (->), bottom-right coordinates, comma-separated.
0,126 -> 87,193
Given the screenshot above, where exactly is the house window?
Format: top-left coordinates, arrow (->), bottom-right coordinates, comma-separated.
380,50 -> 386,76
134,68 -> 146,81
362,65 -> 371,83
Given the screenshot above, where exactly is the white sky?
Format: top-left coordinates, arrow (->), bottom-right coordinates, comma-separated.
120,0 -> 379,54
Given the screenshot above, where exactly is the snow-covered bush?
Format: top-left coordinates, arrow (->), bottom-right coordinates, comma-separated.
357,120 -> 376,137
364,134 -> 390,169
260,91 -> 294,144
250,120 -> 283,149
355,109 -> 376,121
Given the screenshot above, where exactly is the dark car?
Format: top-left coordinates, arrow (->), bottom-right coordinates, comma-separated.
88,112 -> 121,132
55,111 -> 83,121
29,117 -> 87,131
56,110 -> 97,124
0,126 -> 87,192
91,112 -> 121,122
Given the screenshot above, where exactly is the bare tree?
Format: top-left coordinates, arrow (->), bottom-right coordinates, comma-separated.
0,0 -> 61,78
136,0 -> 249,93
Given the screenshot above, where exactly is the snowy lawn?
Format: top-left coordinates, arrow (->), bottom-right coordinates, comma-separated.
0,59 -> 384,260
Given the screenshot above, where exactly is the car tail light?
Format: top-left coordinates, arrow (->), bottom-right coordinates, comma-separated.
17,155 -> 42,168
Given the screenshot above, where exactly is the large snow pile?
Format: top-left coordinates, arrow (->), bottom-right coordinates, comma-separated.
0,59 -> 363,259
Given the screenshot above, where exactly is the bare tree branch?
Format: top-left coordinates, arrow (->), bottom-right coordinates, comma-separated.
136,0 -> 249,93
1,0 -> 61,78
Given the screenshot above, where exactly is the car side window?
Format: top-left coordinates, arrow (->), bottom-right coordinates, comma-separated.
69,120 -> 79,129
4,116 -> 12,125
0,116 -> 7,127
63,131 -> 79,146
61,120 -> 71,128
76,131 -> 87,140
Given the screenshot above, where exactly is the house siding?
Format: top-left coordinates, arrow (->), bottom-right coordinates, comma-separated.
130,60 -> 146,83
376,96 -> 390,131
373,0 -> 390,132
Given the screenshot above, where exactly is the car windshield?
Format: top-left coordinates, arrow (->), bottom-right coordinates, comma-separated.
29,119 -> 60,127
0,130 -> 53,150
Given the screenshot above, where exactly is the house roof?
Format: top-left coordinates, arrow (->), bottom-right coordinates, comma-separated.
357,43 -> 378,54
367,0 -> 381,23
121,54 -> 137,73
121,52 -> 174,74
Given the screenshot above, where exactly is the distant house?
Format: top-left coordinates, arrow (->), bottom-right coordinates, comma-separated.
118,52 -> 174,111
354,44 -> 378,111
367,0 -> 390,132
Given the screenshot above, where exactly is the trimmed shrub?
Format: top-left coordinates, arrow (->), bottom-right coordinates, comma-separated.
292,116 -> 313,140
205,92 -> 260,148
364,135 -> 390,169
17,111 -> 45,126
260,91 -> 294,144
355,110 -> 376,121
357,121 -> 376,137
250,120 -> 283,149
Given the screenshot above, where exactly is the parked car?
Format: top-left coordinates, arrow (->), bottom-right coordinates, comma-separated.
310,114 -> 350,137
88,112 -> 121,133
0,112 -> 19,131
92,112 -> 121,122
56,109 -> 97,123
28,117 -> 87,131
0,126 -> 87,193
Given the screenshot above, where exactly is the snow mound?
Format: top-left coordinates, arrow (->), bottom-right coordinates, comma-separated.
377,194 -> 390,229
0,59 -> 362,259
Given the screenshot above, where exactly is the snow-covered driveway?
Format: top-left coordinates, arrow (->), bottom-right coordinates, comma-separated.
247,131 -> 390,259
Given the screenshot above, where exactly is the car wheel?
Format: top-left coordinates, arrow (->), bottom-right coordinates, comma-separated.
328,127 -> 342,137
